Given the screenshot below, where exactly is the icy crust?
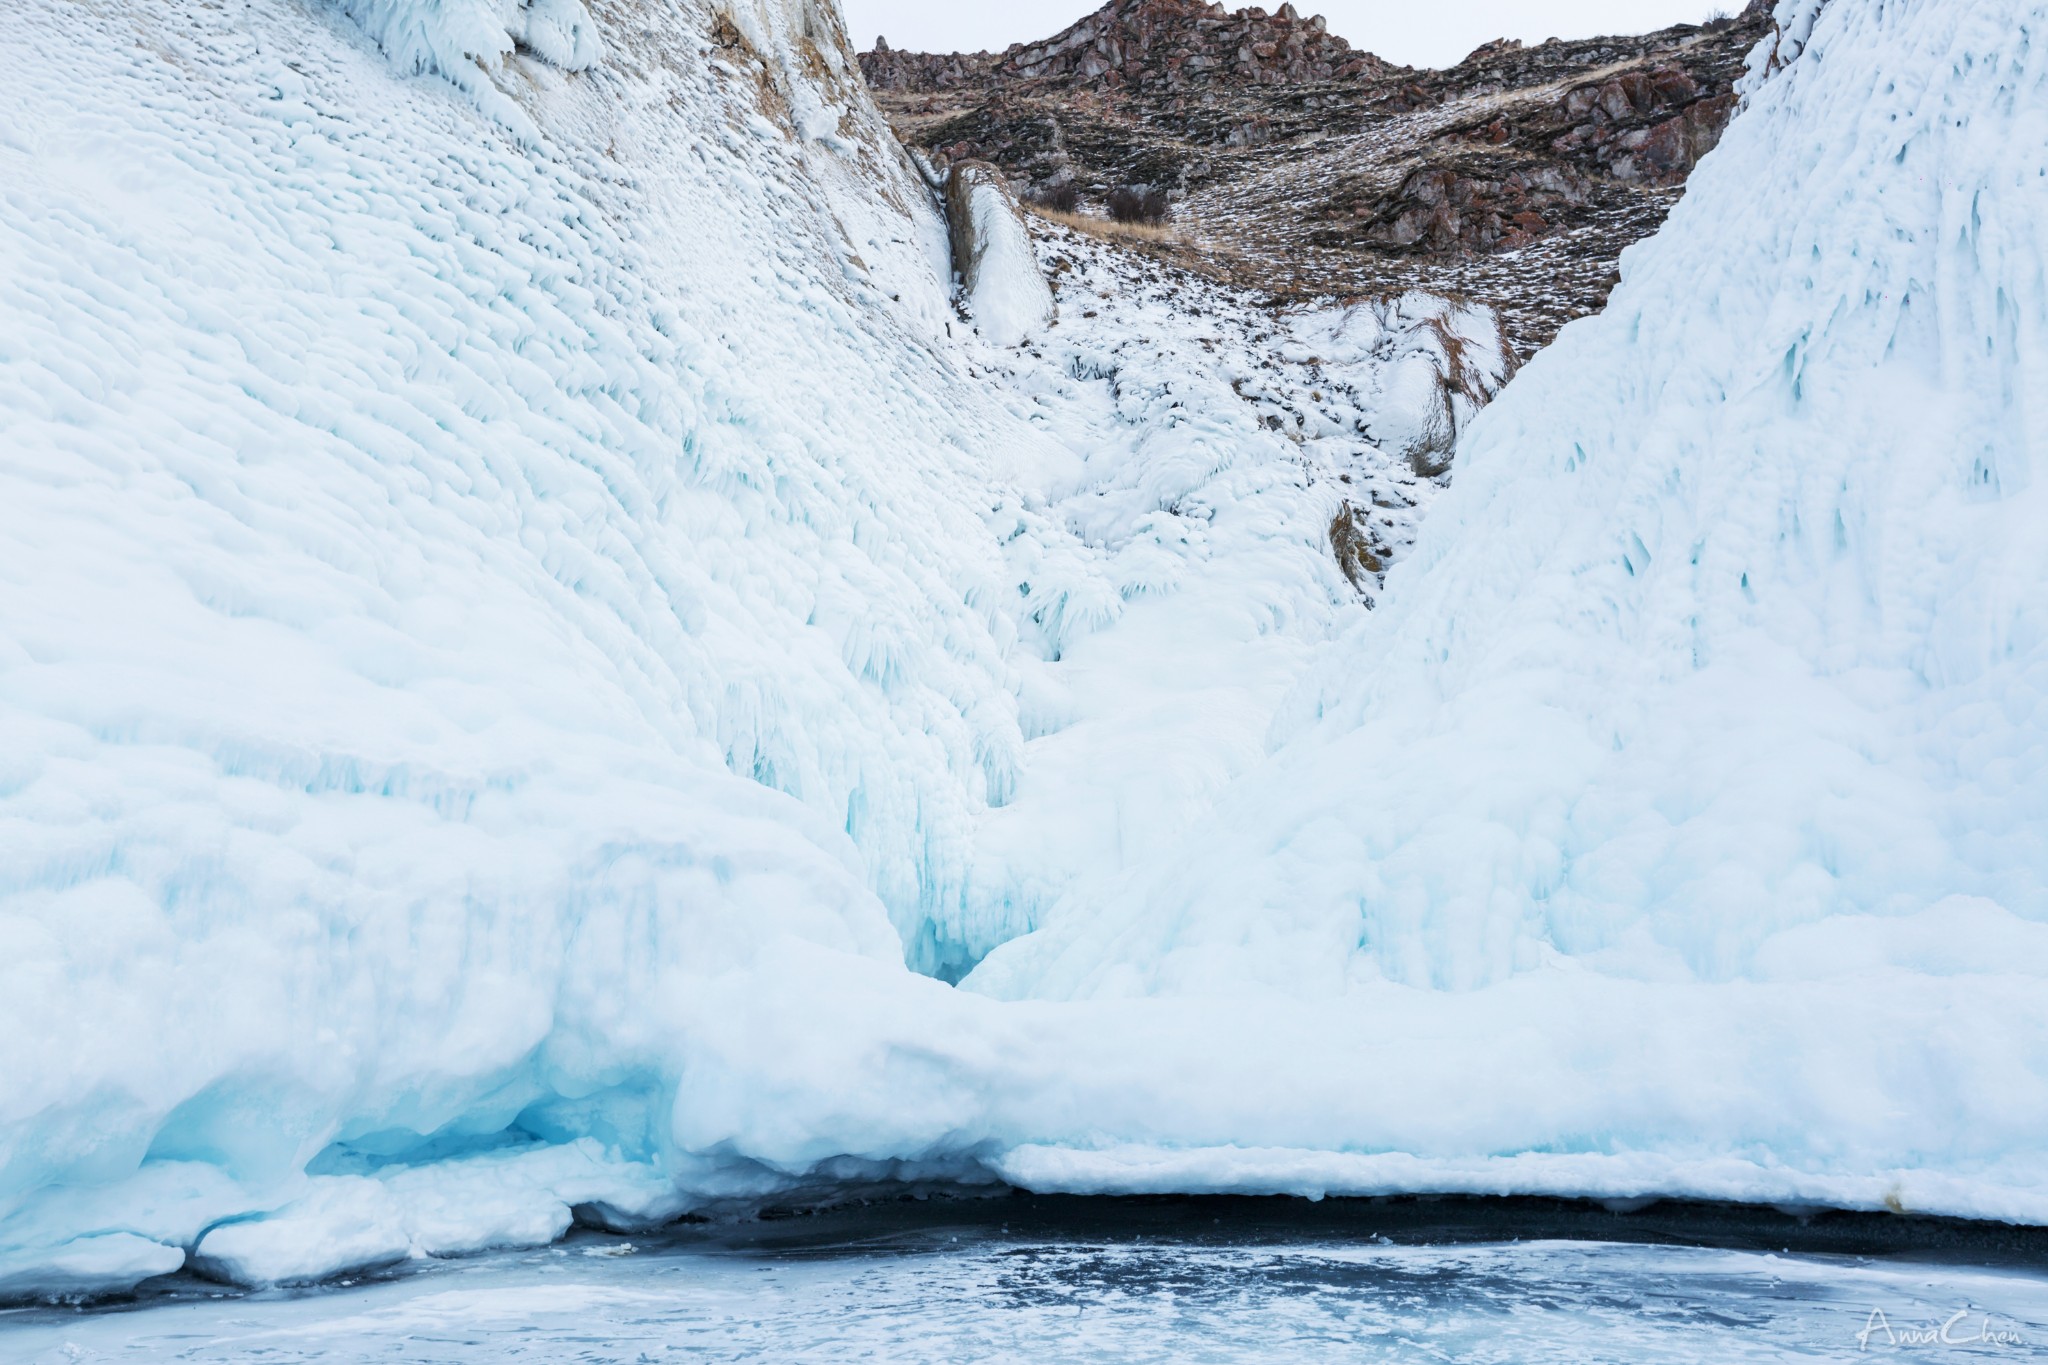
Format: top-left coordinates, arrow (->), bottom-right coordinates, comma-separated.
579,951 -> 2048,1229
7,0 -> 2047,1302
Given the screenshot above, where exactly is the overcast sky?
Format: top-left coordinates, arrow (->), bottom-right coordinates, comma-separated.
844,1 -> 1735,70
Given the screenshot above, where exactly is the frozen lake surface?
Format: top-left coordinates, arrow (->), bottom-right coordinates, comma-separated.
4,1198 -> 2046,1363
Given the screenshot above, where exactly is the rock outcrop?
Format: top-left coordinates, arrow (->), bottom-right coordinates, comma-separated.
864,1 -> 1389,95
861,1 -> 1776,356
862,34 -> 986,92
942,160 -> 1056,345
995,0 -> 1388,90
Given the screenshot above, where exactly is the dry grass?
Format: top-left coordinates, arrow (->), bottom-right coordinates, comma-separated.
1024,205 -> 1184,246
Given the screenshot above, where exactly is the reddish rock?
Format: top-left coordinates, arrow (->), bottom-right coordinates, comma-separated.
1547,64 -> 1740,187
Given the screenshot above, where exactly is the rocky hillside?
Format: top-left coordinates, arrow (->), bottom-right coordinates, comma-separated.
865,1 -> 1390,92
862,0 -> 1776,356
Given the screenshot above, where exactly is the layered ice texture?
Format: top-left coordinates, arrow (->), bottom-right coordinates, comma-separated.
1,0 -> 2045,1298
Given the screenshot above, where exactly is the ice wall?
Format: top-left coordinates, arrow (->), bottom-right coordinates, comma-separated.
953,0 -> 2048,1218
943,162 -> 1056,346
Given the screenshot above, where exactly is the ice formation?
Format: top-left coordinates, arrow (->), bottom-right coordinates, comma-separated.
942,162 -> 1055,346
341,0 -> 605,76
336,0 -> 604,137
2,0 -> 2045,1302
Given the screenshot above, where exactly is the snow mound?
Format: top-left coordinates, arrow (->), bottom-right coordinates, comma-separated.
1289,292 -> 1508,481
187,1142 -> 683,1287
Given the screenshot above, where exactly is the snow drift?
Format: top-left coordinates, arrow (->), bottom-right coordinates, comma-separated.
3,0 -> 2046,1302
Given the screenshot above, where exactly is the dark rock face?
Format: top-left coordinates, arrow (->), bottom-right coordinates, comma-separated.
1356,163 -> 1595,256
1546,67 -> 1738,186
1345,62 -> 1739,259
860,1 -> 1775,357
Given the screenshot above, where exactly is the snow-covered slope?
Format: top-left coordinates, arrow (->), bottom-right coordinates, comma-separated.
5,0 -> 2046,1303
957,222 -> 1505,973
